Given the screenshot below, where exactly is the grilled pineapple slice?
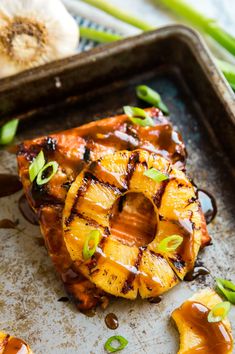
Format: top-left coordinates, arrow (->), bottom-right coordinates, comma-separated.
0,332 -> 33,354
63,149 -> 204,299
172,289 -> 233,354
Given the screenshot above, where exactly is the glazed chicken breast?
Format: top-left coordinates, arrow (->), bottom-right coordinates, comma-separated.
17,108 -> 210,310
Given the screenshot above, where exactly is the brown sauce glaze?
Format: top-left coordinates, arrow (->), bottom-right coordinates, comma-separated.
0,219 -> 18,229
109,193 -> 157,247
148,296 -> 162,304
197,189 -> 217,224
62,267 -> 109,312
58,296 -> 69,302
184,265 -> 210,281
105,313 -> 119,330
0,174 -> 22,198
80,308 -> 96,317
6,144 -> 18,154
3,337 -> 29,354
18,195 -> 39,225
176,301 -> 233,353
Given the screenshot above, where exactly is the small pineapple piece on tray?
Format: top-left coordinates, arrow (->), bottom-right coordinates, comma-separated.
172,288 -> 233,354
0,332 -> 33,354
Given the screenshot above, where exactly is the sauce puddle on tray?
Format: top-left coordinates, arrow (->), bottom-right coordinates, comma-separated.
105,313 -> 119,330
18,195 -> 39,225
0,219 -> 18,229
197,189 -> 217,224
0,174 -> 22,198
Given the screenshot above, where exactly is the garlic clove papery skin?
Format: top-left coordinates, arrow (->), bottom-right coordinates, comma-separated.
0,0 -> 79,78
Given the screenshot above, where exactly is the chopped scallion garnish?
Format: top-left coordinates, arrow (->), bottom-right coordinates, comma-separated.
123,106 -> 155,127
104,335 -> 128,353
83,230 -> 101,261
29,151 -> 45,182
144,168 -> 169,182
136,85 -> 169,115
207,301 -> 231,323
216,278 -> 235,304
36,161 -> 58,186
157,235 -> 183,253
80,26 -> 122,43
80,0 -> 152,31
0,119 -> 19,145
154,0 -> 235,57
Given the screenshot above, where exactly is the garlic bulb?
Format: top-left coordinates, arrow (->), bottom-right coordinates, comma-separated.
0,0 -> 79,78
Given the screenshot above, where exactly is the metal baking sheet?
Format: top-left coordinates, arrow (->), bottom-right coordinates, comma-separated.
0,25 -> 235,354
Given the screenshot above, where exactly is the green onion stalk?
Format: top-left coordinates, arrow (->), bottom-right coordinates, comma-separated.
78,0 -> 235,91
80,26 -> 122,43
0,119 -> 19,145
216,59 -> 235,90
153,0 -> 235,57
80,0 -> 153,31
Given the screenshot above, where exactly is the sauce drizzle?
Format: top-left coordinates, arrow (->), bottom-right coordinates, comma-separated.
185,264 -> 210,281
198,189 -> 217,224
0,219 -> 18,229
18,195 -> 39,225
0,174 -> 22,198
105,313 -> 119,330
148,296 -> 162,304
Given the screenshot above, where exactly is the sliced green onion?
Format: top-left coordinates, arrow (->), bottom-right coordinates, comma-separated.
157,235 -> 183,253
0,119 -> 19,145
208,301 -> 231,323
80,0 -> 152,31
83,230 -> 101,261
136,85 -> 169,115
36,161 -> 58,186
216,278 -> 235,304
123,106 -> 154,127
144,168 -> 168,182
29,151 -> 45,182
104,335 -> 128,353
154,0 -> 235,56
80,26 -> 123,43
216,59 -> 235,91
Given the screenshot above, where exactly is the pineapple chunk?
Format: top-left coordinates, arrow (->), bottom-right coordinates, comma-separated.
172,289 -> 233,354
138,250 -> 178,298
0,332 -> 33,354
79,238 -> 139,299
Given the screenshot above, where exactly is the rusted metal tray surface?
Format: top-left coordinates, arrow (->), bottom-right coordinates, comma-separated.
0,25 -> 235,354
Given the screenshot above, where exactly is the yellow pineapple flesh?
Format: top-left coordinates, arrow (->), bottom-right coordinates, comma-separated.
63,149 -> 205,299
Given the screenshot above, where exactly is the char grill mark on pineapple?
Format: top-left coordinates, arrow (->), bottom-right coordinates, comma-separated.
125,150 -> 141,187
153,179 -> 169,208
85,170 -> 123,195
168,254 -> 186,272
83,145 -> 91,163
71,212 -> 104,229
121,247 -> 144,295
65,174 -> 92,227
